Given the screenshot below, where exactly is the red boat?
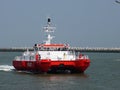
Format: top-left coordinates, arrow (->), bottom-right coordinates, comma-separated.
13,18 -> 90,73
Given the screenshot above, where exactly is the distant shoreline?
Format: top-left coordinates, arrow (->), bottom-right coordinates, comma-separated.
0,47 -> 120,53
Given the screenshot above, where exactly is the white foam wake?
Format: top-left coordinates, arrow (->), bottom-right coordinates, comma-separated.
0,65 -> 14,72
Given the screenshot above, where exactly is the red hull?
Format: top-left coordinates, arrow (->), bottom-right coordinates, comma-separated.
13,59 -> 90,73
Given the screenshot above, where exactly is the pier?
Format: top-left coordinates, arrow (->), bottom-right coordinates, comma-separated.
0,47 -> 120,53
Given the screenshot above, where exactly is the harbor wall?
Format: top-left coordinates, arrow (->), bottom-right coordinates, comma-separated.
0,47 -> 120,53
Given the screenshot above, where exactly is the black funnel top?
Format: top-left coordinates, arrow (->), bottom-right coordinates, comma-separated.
48,18 -> 51,22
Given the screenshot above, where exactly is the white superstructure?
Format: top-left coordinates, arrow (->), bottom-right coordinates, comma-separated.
38,51 -> 76,60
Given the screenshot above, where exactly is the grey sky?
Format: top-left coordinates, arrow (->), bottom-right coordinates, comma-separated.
0,0 -> 120,48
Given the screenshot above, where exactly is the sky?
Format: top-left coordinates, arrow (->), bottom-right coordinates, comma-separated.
0,0 -> 120,48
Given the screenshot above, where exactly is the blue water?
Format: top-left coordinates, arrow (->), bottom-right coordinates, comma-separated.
0,52 -> 120,90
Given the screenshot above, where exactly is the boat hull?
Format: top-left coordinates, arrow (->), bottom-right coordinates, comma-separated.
13,59 -> 90,73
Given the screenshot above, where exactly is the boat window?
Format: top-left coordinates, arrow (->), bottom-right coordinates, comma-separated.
58,48 -> 60,51
30,56 -> 34,60
47,48 -> 50,51
75,52 -> 79,56
68,51 -> 75,55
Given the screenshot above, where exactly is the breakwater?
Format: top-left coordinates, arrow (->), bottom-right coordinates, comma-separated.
0,47 -> 33,52
70,47 -> 120,53
0,47 -> 120,53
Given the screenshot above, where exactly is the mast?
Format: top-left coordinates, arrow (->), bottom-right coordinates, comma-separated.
43,17 -> 56,44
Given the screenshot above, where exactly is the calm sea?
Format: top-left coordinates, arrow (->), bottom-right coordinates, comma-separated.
0,52 -> 120,90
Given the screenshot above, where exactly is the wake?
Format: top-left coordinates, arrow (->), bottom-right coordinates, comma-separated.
0,65 -> 14,72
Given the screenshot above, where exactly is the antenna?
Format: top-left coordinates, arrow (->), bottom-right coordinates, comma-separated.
43,18 -> 56,44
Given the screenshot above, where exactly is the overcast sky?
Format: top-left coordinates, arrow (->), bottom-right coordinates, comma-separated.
0,0 -> 120,48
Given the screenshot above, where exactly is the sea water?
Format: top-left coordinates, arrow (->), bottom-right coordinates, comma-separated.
0,52 -> 120,90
